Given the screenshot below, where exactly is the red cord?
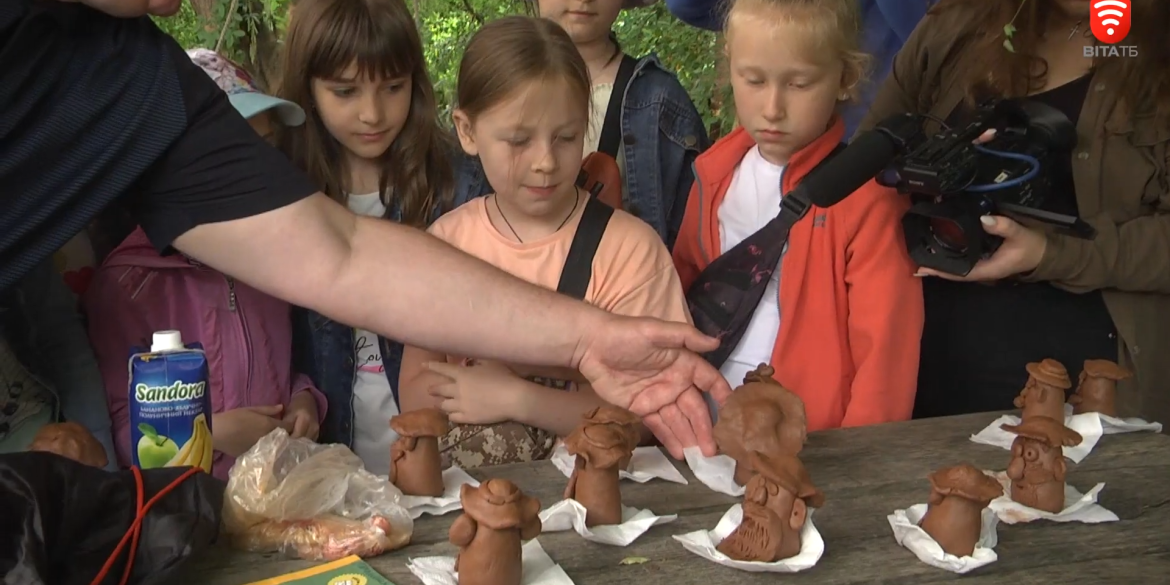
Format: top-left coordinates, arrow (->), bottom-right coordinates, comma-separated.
88,466 -> 202,585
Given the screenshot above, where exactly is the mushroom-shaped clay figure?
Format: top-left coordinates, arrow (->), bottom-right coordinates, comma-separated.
1013,359 -> 1072,421
563,410 -> 640,527
577,405 -> 642,470
27,422 -> 109,468
716,450 -> 823,563
1000,416 -> 1083,513
917,463 -> 1004,557
389,408 -> 450,496
713,364 -> 807,486
1069,359 -> 1132,417
449,479 -> 542,585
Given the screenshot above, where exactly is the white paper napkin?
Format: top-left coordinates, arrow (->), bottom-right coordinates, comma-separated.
969,414 -> 1103,463
683,446 -> 745,496
1063,403 -> 1163,434
538,498 -> 676,546
551,443 -> 689,485
399,467 -> 480,519
984,470 -> 1118,524
407,539 -> 573,585
673,504 -> 824,572
888,503 -> 999,573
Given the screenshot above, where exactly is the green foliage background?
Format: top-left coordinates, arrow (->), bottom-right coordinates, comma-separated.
153,0 -> 733,136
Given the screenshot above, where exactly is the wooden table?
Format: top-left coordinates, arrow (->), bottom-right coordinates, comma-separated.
177,411 -> 1170,584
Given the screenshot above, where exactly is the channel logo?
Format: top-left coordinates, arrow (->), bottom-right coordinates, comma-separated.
1090,0 -> 1131,44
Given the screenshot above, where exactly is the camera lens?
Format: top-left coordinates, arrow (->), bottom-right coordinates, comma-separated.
929,217 -> 968,253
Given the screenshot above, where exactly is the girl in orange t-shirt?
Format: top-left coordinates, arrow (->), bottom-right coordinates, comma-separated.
398,16 -> 691,469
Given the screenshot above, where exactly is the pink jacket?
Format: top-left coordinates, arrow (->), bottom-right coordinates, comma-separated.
83,228 -> 327,480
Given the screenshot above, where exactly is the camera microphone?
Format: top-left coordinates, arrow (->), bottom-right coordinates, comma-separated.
790,113 -> 922,209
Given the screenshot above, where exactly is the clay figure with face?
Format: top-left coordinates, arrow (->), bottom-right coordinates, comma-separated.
1069,359 -> 1132,417
1013,359 -> 1072,421
1001,416 -> 1082,514
716,450 -> 823,562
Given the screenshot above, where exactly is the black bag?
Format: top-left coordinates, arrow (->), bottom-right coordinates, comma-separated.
685,143 -> 847,369
0,452 -> 224,585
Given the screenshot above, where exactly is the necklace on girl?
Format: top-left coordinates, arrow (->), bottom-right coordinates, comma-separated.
494,188 -> 581,243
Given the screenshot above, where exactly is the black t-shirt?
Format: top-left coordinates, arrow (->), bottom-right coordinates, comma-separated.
914,74 -> 1118,419
0,1 -> 318,292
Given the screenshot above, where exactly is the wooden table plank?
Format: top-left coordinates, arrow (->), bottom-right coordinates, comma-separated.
175,411 -> 1170,585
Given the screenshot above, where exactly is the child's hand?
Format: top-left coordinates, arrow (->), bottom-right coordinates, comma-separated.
283,391 -> 321,441
423,360 -> 525,425
213,405 -> 294,457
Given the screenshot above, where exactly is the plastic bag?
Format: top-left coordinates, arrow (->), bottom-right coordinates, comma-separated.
221,427 -> 414,561
0,451 -> 224,585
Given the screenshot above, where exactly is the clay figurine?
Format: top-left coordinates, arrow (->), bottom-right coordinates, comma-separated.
716,450 -> 823,563
1069,359 -> 1132,417
563,407 -> 641,526
714,364 -> 807,485
27,422 -> 109,468
449,478 -> 542,585
917,463 -> 1004,557
576,405 -> 642,470
1013,359 -> 1072,421
389,408 -> 450,497
1000,416 -> 1083,513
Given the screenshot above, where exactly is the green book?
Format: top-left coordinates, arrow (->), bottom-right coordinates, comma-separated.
242,555 -> 395,585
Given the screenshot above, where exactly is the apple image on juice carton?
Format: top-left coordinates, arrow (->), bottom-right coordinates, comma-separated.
129,331 -> 213,474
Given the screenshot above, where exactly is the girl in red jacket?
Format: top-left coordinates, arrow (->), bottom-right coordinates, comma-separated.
673,0 -> 923,431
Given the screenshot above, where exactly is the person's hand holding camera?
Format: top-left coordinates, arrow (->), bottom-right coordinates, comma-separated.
912,128 -> 1049,282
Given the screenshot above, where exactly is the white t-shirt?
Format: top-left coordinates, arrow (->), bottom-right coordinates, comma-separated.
346,191 -> 401,476
717,146 -> 786,394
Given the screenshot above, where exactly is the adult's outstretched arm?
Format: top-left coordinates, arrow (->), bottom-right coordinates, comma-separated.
174,193 -> 601,370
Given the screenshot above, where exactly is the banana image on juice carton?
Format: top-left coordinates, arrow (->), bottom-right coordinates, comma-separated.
129,331 -> 214,474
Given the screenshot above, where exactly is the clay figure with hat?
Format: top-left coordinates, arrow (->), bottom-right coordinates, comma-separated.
562,406 -> 642,526
449,479 -> 542,585
1000,416 -> 1083,513
714,364 -> 807,486
716,449 -> 823,563
1069,359 -> 1133,417
389,408 -> 451,497
1013,359 -> 1072,422
917,463 -> 1004,557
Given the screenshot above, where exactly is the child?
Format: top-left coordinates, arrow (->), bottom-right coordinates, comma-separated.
397,15 -> 692,469
456,0 -> 709,250
277,0 -> 459,476
1,259 -> 117,469
672,0 -> 923,431
84,48 -> 326,481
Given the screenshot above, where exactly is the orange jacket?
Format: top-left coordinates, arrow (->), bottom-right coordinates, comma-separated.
673,120 -> 924,431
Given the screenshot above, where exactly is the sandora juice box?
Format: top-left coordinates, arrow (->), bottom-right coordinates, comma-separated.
129,330 -> 213,473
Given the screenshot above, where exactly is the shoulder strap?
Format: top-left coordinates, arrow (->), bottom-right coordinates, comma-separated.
774,141 -> 848,224
596,55 -> 638,159
556,196 -> 615,300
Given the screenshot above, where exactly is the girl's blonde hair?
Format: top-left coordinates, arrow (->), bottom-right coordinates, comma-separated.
456,16 -> 591,121
724,0 -> 871,102
275,0 -> 453,227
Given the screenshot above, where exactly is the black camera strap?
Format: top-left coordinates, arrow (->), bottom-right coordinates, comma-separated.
685,142 -> 847,369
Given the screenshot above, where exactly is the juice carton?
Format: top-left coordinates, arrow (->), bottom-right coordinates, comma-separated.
129,330 -> 213,473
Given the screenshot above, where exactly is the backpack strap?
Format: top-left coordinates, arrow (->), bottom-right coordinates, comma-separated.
596,55 -> 638,159
556,196 -> 615,300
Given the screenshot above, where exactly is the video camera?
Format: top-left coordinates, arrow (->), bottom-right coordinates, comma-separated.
873,99 -> 1097,276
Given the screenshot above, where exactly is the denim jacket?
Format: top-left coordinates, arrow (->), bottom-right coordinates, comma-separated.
455,54 -> 710,249
292,151 -> 476,447
0,259 -> 117,468
290,309 -> 403,447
